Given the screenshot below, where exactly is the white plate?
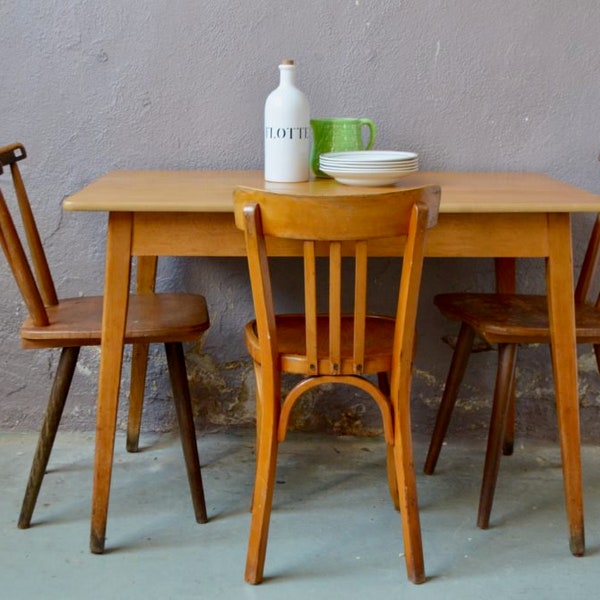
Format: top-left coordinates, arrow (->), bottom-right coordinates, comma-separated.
320,160 -> 419,169
321,154 -> 418,162
320,168 -> 418,186
321,156 -> 418,163
321,150 -> 418,163
319,165 -> 418,173
320,161 -> 418,171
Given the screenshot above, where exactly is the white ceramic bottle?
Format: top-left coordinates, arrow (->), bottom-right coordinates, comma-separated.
264,60 -> 310,182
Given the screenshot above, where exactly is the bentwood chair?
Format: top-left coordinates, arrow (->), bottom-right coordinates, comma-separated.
424,214 -> 600,529
234,185 -> 440,584
0,143 -> 210,540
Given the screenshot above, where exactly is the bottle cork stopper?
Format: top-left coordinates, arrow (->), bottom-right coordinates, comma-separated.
282,59 -> 295,65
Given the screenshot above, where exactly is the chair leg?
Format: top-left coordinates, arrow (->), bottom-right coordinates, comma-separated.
18,346 -> 80,529
385,444 -> 400,512
164,342 -> 207,524
424,323 -> 476,474
477,343 -> 518,529
126,343 -> 150,453
378,372 -> 400,511
245,369 -> 280,585
393,373 -> 425,584
502,380 -> 516,456
593,344 -> 600,374
249,359 -> 263,513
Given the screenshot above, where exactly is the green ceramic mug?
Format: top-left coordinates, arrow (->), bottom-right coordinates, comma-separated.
310,117 -> 377,177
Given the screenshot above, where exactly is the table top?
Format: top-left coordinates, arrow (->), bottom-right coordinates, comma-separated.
63,170 -> 600,214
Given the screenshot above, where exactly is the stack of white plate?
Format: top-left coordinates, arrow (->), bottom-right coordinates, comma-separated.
319,150 -> 419,186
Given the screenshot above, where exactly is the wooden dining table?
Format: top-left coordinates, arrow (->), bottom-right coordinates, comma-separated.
63,169 -> 600,558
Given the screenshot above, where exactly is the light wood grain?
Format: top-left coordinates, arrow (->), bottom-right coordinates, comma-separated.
62,168 -> 600,566
64,170 -> 600,214
236,187 -> 439,584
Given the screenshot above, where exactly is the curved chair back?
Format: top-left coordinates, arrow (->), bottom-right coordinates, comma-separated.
234,187 -> 441,377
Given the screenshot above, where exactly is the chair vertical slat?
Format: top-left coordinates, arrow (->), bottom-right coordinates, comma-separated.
11,162 -> 58,307
303,241 -> 318,372
575,215 -> 600,306
329,242 -> 342,373
353,241 -> 368,373
0,188 -> 49,326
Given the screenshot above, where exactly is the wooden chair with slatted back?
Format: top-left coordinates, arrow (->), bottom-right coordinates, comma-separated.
234,185 -> 440,585
0,142 -> 210,542
424,214 -> 600,530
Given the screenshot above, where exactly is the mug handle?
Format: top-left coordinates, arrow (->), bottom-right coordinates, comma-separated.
359,119 -> 376,150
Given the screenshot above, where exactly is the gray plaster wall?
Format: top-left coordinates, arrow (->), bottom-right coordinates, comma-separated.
1,1 -> 600,441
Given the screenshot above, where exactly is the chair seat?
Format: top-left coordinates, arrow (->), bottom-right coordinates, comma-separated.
21,293 -> 209,349
435,293 -> 600,344
244,313 -> 396,375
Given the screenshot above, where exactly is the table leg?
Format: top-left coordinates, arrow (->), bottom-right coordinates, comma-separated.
126,255 -> 158,453
495,258 -> 517,454
494,257 -> 516,294
90,212 -> 133,554
546,213 -> 585,556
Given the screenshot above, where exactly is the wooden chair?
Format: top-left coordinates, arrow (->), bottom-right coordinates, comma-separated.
234,185 -> 440,585
0,142 -> 210,539
424,214 -> 600,529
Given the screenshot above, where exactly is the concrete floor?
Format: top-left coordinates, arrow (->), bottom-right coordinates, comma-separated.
2,429 -> 600,599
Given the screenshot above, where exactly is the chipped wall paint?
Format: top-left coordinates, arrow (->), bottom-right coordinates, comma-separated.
1,1 -> 600,440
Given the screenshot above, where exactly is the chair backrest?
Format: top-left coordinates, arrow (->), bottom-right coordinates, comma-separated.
574,213 -> 600,308
0,143 -> 58,327
234,186 -> 440,375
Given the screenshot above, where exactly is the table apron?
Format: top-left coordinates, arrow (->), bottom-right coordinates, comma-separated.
130,211 -> 551,258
